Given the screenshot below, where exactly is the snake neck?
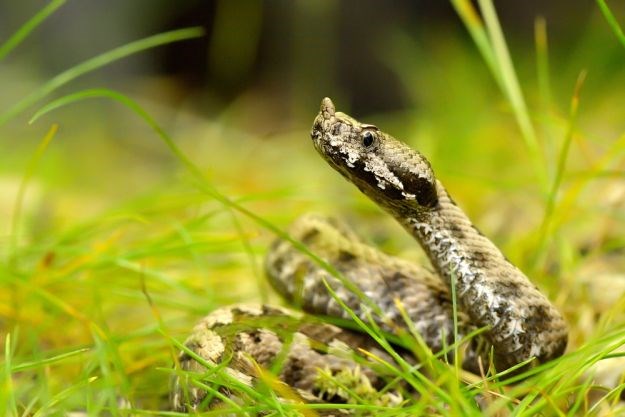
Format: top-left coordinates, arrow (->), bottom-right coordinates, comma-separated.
389,181 -> 567,368
401,181 -> 497,293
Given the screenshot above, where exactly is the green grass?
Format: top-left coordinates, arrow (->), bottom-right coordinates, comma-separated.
2,1 -> 625,416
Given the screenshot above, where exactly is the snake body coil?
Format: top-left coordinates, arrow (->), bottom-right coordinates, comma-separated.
171,98 -> 568,412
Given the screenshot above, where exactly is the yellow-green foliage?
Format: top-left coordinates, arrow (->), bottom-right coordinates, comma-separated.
2,1 -> 625,416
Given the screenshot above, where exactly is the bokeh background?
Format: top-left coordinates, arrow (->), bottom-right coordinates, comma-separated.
2,0 -> 625,215
2,0 -> 625,413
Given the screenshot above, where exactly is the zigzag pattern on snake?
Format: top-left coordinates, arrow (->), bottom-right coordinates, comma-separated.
170,98 -> 568,413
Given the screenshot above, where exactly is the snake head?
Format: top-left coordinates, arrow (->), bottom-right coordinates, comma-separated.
311,97 -> 438,210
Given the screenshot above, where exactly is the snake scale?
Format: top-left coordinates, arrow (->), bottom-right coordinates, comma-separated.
170,98 -> 568,413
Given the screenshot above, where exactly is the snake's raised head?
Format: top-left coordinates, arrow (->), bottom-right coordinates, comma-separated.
311,97 -> 439,210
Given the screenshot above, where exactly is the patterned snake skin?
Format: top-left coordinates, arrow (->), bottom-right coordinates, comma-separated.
170,98 -> 568,413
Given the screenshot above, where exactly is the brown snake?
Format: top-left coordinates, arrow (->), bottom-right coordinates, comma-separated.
170,98 -> 568,413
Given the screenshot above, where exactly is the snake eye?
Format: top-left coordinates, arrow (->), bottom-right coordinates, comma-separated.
362,130 -> 376,148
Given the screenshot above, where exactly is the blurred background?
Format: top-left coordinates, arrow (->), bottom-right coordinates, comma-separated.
0,0 -> 618,110
2,1 -> 622,116
1,0 -> 624,233
2,0 -> 625,412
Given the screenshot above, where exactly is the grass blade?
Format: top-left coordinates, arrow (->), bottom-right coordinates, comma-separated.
478,0 -> 544,181
450,0 -> 502,88
11,347 -> 90,372
0,0 -> 67,61
597,0 -> 625,49
3,333 -> 18,417
8,124 -> 58,265
534,17 -> 553,115
452,0 -> 546,186
534,71 -> 586,267
0,27 -> 204,127
31,376 -> 98,417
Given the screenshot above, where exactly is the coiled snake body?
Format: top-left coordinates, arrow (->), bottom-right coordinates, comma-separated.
171,98 -> 568,412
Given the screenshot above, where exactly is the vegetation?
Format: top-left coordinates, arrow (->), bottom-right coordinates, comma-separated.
1,1 -> 625,415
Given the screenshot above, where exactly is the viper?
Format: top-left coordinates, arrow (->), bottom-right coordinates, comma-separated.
170,98 -> 568,413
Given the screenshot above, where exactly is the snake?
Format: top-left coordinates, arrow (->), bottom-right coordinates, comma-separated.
170,97 -> 568,413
